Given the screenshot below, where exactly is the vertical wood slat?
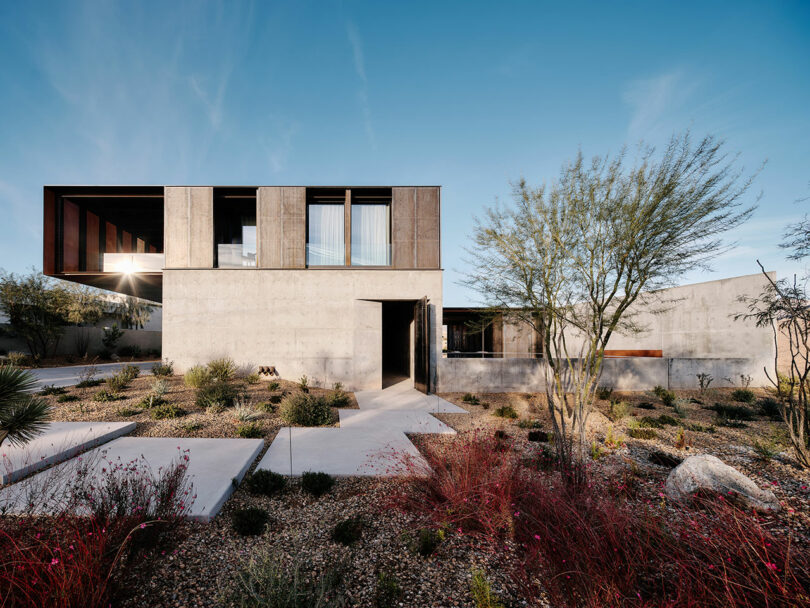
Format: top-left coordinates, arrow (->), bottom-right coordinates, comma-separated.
43,188 -> 56,275
344,188 -> 351,265
62,200 -> 80,272
85,211 -> 100,271
105,222 -> 118,254
122,231 -> 132,253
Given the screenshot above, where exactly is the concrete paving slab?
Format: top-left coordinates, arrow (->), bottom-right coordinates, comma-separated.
29,361 -> 157,390
1,421 -> 136,484
257,427 -> 428,477
338,409 -> 455,434
0,437 -> 264,522
354,387 -> 469,414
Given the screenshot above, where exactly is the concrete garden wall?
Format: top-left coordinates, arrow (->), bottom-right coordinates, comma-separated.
0,327 -> 161,358
436,356 -> 770,393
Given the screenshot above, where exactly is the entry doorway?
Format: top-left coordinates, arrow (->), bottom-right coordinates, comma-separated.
381,301 -> 413,388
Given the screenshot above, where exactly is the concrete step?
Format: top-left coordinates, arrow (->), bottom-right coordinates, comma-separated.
338,409 -> 455,434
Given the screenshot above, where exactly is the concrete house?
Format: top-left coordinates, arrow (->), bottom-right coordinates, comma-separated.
43,186 -> 442,392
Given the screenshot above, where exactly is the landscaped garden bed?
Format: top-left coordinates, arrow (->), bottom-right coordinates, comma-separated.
6,372 -> 810,607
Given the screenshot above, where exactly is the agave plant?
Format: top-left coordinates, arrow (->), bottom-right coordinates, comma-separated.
0,366 -> 52,447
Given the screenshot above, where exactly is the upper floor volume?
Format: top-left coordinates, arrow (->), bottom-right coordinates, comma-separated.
43,185 -> 442,302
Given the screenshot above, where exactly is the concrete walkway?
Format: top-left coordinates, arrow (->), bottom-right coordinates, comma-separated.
1,421 -> 136,484
257,383 -> 468,477
28,360 -> 157,390
0,437 -> 264,522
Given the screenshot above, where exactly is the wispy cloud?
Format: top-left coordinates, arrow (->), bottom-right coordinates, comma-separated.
622,69 -> 699,140
189,72 -> 231,130
346,21 -> 376,149
262,116 -> 299,174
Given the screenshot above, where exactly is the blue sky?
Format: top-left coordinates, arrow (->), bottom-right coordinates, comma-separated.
0,0 -> 808,305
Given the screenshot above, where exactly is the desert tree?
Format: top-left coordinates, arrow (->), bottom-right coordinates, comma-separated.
463,133 -> 757,476
737,201 -> 810,467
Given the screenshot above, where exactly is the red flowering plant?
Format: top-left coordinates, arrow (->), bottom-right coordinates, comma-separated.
0,448 -> 194,607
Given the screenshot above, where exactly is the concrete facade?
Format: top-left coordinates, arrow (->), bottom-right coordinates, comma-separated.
162,268 -> 442,391
438,273 -> 777,392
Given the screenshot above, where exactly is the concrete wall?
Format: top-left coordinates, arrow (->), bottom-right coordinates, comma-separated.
436,356 -> 769,393
162,269 -> 443,391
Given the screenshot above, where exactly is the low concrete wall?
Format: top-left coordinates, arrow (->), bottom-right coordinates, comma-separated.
0,327 -> 161,358
436,356 -> 771,393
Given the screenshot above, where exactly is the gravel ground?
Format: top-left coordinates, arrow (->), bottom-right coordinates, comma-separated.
40,381 -> 810,606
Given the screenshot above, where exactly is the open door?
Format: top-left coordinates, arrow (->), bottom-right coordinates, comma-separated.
414,297 -> 431,394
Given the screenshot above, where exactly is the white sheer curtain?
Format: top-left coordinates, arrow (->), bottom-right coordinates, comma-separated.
307,204 -> 344,265
352,204 -> 390,266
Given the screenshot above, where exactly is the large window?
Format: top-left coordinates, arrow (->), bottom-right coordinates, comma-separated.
214,188 -> 257,268
307,204 -> 344,266
351,203 -> 390,266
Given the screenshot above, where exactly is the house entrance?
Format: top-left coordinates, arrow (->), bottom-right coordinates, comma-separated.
382,301 -> 414,388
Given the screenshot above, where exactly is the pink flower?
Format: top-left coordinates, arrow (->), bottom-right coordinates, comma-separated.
765,562 -> 778,570
50,558 -> 59,566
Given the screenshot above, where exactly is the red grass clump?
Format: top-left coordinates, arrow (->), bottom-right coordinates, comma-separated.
392,432 -> 810,607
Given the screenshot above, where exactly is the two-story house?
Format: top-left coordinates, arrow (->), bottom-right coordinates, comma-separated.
43,186 -> 442,392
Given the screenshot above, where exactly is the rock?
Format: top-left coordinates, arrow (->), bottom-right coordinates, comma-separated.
665,454 -> 781,512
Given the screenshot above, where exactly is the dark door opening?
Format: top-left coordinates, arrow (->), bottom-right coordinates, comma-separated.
382,301 -> 414,388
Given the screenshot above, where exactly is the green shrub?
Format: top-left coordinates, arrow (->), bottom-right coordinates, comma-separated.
116,406 -> 142,417
715,415 -> 747,428
5,351 -> 31,367
709,403 -> 755,421
117,344 -> 142,357
752,439 -> 779,461
184,365 -> 212,388
657,414 -> 679,426
245,372 -> 261,385
373,571 -> 402,608
269,394 -> 282,405
195,381 -> 239,408
232,507 -> 270,536
608,400 -> 629,421
595,386 -> 613,400
256,401 -> 275,413
493,405 -> 518,419
470,569 -> 506,608
151,403 -> 186,419
327,383 -> 350,408
638,416 -> 663,429
731,388 -> 756,404
267,381 -> 280,391
628,428 -> 657,440
39,384 -> 66,396
138,394 -> 166,409
151,360 -> 174,377
758,397 -> 781,420
207,357 -> 237,382
76,378 -> 103,389
301,471 -> 335,497
411,528 -> 442,557
179,421 -> 203,432
57,394 -> 79,403
105,372 -> 129,392
120,364 -> 141,382
331,517 -> 364,545
279,393 -> 335,426
685,422 -> 715,434
517,419 -> 543,429
237,422 -> 263,438
244,470 -> 287,497
298,375 -> 310,392
93,388 -> 120,402
462,392 -> 481,405
637,401 -> 655,410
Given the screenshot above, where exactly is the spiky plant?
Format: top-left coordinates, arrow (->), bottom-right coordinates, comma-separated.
0,366 -> 52,447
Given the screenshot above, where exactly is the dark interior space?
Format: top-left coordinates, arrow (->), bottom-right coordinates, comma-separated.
443,308 -> 502,358
44,186 -> 164,302
382,300 -> 413,387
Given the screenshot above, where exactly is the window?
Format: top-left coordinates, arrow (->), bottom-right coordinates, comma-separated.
214,188 -> 257,268
351,203 -> 390,266
307,204 -> 344,266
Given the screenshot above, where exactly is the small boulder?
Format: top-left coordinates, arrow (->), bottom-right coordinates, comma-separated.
665,454 -> 780,512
